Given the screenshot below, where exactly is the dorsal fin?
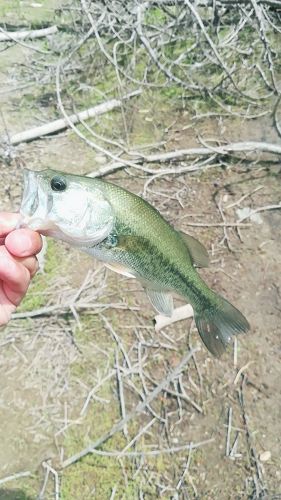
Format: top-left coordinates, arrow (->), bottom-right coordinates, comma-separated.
179,231 -> 209,268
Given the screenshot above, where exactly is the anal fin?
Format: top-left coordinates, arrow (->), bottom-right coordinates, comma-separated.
146,289 -> 174,317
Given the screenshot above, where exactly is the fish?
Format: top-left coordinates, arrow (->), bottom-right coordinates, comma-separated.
20,168 -> 250,356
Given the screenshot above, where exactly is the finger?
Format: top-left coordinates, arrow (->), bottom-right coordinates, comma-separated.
0,287 -> 16,327
0,212 -> 21,237
0,247 -> 30,303
13,255 -> 39,278
5,228 -> 42,258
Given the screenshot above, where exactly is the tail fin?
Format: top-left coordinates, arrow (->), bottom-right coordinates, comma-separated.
194,295 -> 250,357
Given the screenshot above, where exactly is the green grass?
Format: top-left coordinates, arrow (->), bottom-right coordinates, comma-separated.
0,0 -> 61,25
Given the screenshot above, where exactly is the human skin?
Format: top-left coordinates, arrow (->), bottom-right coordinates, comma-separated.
0,213 -> 42,326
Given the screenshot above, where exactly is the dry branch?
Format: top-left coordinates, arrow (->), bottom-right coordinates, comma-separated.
0,470 -> 31,486
7,90 -> 141,145
11,302 -> 138,320
88,140 -> 281,177
0,26 -> 58,42
67,438 -> 214,458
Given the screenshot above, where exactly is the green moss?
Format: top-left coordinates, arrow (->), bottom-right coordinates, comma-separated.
144,6 -> 168,26
0,0 -> 61,24
0,474 -> 40,500
61,456 -> 139,500
61,397 -> 135,498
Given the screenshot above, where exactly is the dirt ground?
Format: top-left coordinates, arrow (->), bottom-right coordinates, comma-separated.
0,2 -> 281,499
0,117 -> 280,499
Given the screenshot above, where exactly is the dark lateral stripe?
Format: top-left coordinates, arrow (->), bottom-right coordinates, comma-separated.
136,238 -> 203,301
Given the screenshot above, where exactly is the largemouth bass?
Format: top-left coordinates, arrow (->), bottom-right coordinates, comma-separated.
20,168 -> 249,356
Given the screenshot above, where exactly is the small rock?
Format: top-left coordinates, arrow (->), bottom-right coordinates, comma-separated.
95,155 -> 107,165
236,206 -> 263,224
259,451 -> 271,462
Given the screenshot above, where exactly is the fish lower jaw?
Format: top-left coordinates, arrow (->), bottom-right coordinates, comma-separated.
19,214 -> 56,233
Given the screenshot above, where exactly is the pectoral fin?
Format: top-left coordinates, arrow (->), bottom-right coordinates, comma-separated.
146,289 -> 174,317
105,262 -> 136,278
179,231 -> 209,268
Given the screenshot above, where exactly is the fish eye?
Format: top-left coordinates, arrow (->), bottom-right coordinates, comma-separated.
50,176 -> 67,192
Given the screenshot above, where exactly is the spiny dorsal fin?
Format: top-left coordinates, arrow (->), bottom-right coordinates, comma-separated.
179,231 -> 209,268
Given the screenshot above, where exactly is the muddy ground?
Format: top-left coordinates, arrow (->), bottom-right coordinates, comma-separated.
0,2 -> 281,499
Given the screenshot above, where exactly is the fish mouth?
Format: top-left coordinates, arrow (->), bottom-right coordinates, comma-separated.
20,169 -> 51,231
21,169 -> 39,217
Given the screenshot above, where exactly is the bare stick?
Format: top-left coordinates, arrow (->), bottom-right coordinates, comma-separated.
226,406 -> 233,457
42,462 -> 60,500
115,350 -> 129,438
145,374 -> 203,413
238,376 -> 267,496
80,370 -> 116,417
38,465 -> 50,500
88,141 -> 281,178
8,90 -> 141,146
0,26 -> 58,42
62,347 -> 199,468
225,186 -> 264,210
11,301 -> 138,320
118,417 -> 157,457
182,221 -> 250,228
101,314 -> 131,369
0,470 -> 31,486
174,444 -> 193,495
62,438 -> 214,458
234,361 -> 254,385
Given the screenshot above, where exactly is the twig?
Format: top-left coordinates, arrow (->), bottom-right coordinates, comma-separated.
118,417 -> 156,457
229,432 -> 240,459
62,437 -> 214,459
0,470 -> 31,486
88,141 -> 281,178
225,186 -> 264,210
225,406 -> 233,457
62,347 -> 199,468
234,361 -> 254,385
174,444 -> 193,496
145,374 -> 203,413
238,375 -> 267,496
273,95 -> 281,138
217,196 -> 234,251
115,350 -> 129,438
182,221 -> 250,227
42,462 -> 60,500
101,314 -> 131,369
0,26 -> 58,42
80,370 -> 116,417
8,90 -> 141,145
38,465 -> 50,500
11,302 -> 138,320
237,203 -> 281,222
233,337 -> 238,369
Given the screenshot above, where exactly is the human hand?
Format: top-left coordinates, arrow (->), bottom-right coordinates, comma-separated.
0,213 -> 42,326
